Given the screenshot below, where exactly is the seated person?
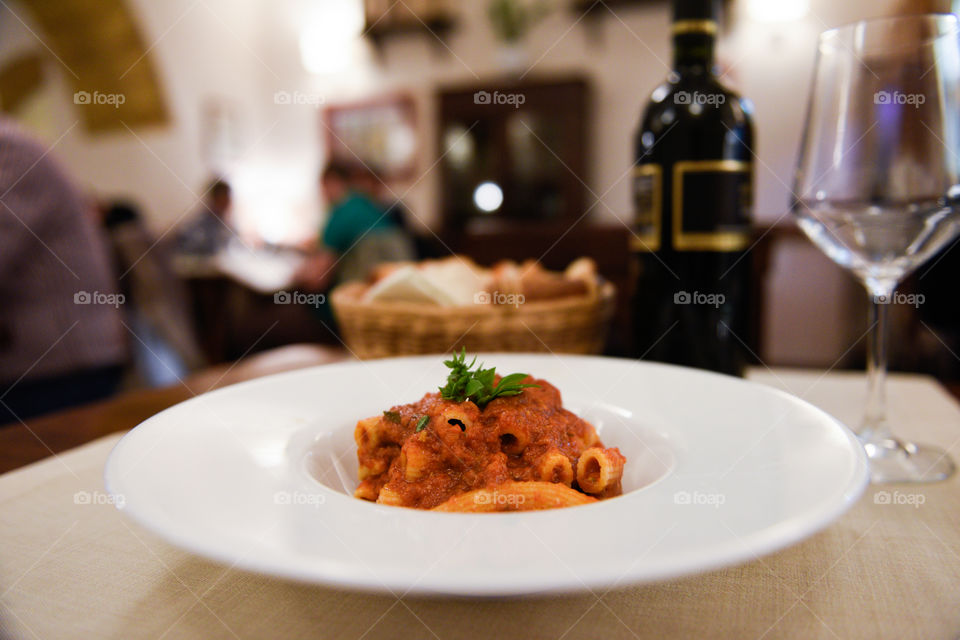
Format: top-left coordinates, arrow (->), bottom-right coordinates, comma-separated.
175,178 -> 235,258
0,117 -> 127,423
296,161 -> 414,292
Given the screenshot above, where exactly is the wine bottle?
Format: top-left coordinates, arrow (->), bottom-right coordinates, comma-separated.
631,0 -> 755,375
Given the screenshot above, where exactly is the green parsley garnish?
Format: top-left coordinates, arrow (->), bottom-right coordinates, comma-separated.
415,415 -> 430,432
439,348 -> 538,409
383,410 -> 401,423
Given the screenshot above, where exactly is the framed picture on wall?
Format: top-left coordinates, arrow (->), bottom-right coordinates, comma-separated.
322,93 -> 418,181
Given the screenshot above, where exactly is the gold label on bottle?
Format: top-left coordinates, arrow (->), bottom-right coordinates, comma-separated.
631,164 -> 662,252
671,19 -> 718,35
672,160 -> 752,252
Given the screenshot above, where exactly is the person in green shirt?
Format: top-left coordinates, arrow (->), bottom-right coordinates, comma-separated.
295,161 -> 415,292
321,163 -> 394,254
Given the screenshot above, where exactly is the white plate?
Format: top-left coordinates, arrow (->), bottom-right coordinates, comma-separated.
104,355 -> 868,596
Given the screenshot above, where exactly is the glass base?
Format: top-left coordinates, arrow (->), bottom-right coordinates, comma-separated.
862,437 -> 956,483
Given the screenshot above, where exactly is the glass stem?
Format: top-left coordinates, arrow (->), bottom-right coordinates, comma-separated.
861,283 -> 894,443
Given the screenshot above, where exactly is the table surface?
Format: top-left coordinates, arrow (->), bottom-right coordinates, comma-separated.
0,344 -> 349,475
1,361 -> 958,640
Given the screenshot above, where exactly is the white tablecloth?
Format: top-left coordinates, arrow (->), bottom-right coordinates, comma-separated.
1,369 -> 958,639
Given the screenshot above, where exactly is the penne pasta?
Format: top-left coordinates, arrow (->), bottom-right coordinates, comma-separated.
538,449 -> 575,486
355,416 -> 381,450
440,404 -> 476,431
353,482 -> 378,501
432,481 -> 596,512
576,447 -> 626,495
401,444 -> 430,482
579,423 -> 600,450
357,463 -> 374,482
375,485 -> 404,506
357,455 -> 389,481
352,355 -> 627,510
496,423 -> 529,455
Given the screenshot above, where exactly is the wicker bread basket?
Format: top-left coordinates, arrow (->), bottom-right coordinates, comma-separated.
330,280 -> 616,359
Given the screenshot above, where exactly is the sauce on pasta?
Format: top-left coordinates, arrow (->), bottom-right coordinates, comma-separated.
354,376 -> 626,511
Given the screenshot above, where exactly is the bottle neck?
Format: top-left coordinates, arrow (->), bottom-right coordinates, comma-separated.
671,18 -> 717,76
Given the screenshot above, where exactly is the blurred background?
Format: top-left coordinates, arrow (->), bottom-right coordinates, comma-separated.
0,0 -> 957,423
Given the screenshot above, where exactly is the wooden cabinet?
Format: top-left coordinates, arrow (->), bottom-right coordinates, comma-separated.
436,76 -> 590,233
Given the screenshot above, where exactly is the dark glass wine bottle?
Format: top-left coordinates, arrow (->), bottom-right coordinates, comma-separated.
631,0 -> 755,376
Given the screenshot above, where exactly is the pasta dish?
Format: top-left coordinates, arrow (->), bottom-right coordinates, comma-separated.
354,351 -> 625,511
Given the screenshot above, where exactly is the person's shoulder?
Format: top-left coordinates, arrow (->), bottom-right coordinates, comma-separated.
0,118 -> 53,161
343,191 -> 378,208
0,118 -> 84,215
356,192 -> 390,218
331,192 -> 380,220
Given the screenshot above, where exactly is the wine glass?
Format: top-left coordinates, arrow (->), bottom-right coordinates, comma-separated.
793,13 -> 960,483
